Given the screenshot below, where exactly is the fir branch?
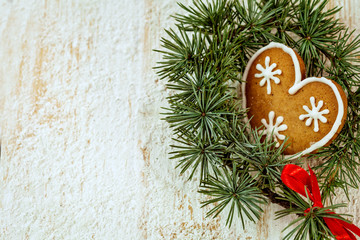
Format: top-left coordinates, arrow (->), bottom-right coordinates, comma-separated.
155,0 -> 360,237
164,84 -> 234,141
293,0 -> 343,76
276,189 -> 351,240
326,29 -> 360,89
259,0 -> 297,47
170,132 -> 226,181
199,164 -> 267,228
234,0 -> 281,42
174,0 -> 233,33
229,124 -> 291,191
313,140 -> 360,201
221,117 -> 299,210
155,27 -> 206,82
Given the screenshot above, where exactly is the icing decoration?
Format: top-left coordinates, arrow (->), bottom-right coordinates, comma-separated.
288,78 -> 344,158
242,42 -> 345,159
299,96 -> 330,132
259,111 -> 288,148
254,56 -> 282,94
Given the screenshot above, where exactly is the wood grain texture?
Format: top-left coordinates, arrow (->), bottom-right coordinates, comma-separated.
0,0 -> 358,239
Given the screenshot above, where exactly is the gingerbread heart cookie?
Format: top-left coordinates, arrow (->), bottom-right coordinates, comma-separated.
242,42 -> 347,157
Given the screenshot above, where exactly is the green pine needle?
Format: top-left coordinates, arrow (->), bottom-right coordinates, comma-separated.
170,132 -> 226,181
155,0 -> 360,237
276,189 -> 351,240
199,164 -> 267,228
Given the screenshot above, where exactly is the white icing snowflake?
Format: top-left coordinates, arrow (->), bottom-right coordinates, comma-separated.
299,96 -> 330,133
259,111 -> 288,148
255,56 -> 282,95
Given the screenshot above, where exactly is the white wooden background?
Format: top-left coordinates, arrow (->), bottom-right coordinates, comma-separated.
0,0 -> 359,239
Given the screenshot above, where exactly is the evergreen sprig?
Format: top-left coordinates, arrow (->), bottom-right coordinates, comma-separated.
155,0 -> 360,239
276,189 -> 350,240
199,165 -> 266,228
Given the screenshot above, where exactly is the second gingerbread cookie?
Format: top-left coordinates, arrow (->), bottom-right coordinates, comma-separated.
242,42 -> 347,157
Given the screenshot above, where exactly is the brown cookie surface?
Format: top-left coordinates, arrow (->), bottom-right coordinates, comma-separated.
243,43 -> 347,156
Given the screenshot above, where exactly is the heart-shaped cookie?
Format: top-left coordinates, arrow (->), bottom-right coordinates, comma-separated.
242,42 -> 347,158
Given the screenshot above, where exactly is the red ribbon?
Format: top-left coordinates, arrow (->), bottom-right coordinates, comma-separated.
281,164 -> 360,240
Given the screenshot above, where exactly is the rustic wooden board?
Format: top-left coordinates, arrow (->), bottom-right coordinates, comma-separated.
0,0 -> 358,239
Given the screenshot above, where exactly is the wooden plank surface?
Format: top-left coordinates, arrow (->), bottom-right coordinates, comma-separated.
0,0 -> 358,239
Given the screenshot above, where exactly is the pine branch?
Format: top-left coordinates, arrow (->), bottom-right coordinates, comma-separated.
293,0 -> 344,76
170,133 -> 225,181
276,197 -> 350,240
261,186 -> 296,210
174,0 -> 232,33
199,164 -> 267,228
155,0 -> 360,238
